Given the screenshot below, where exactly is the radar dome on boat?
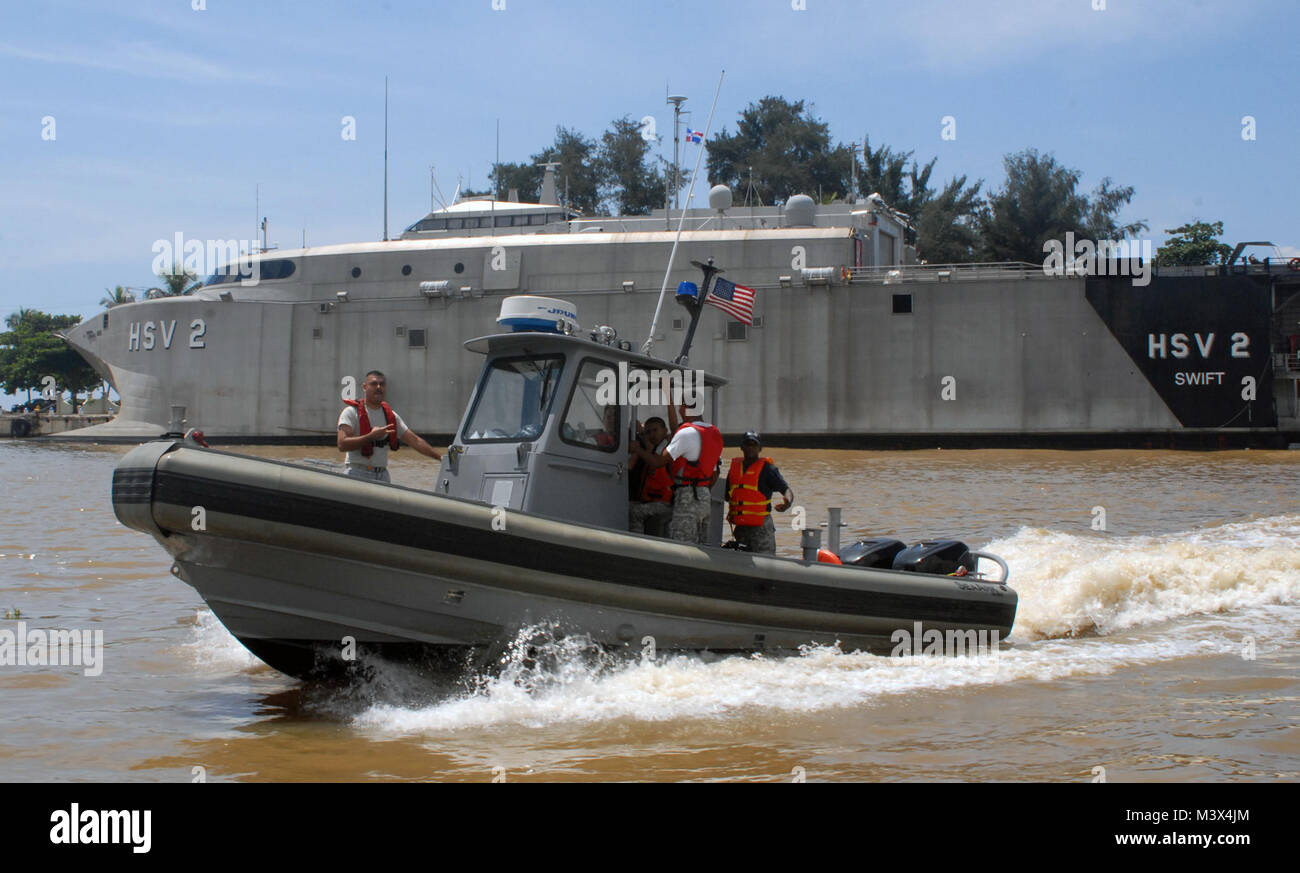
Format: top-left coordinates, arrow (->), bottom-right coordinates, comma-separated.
785,194 -> 816,227
708,185 -> 733,211
497,295 -> 579,334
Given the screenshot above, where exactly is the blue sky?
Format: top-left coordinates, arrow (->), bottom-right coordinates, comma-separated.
1,0 -> 1297,398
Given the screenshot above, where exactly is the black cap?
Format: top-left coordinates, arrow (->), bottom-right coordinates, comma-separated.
742,430 -> 761,446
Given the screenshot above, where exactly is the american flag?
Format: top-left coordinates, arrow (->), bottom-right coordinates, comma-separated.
705,277 -> 755,324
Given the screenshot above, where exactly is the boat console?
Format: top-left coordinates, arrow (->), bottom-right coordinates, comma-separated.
434,295 -> 729,537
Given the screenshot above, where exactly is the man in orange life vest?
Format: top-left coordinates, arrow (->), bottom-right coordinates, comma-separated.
627,416 -> 672,535
630,403 -> 724,544
337,370 -> 442,483
726,430 -> 793,553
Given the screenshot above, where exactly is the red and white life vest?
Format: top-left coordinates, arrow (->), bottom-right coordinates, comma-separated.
344,399 -> 400,457
670,422 -> 723,486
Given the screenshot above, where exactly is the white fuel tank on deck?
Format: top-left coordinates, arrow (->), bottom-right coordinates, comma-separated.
497,296 -> 580,334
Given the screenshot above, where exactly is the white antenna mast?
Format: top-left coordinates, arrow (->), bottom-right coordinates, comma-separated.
382,75 -> 389,241
643,69 -> 725,356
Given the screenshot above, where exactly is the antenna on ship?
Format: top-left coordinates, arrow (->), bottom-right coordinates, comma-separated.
382,75 -> 389,242
642,69 -> 725,357
667,94 -> 687,214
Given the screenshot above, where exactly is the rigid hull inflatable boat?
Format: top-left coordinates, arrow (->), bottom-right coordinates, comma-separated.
112,273 -> 1018,678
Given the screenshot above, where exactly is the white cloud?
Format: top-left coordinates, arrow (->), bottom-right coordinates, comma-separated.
0,40 -> 263,84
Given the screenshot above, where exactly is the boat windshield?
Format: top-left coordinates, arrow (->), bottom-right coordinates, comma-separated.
462,355 -> 564,442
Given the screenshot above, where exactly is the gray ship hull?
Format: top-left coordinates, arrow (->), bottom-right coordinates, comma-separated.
61,224 -> 1300,446
112,441 -> 1017,678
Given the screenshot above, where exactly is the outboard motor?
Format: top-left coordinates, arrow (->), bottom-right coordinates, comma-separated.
838,538 -> 906,568
892,540 -> 976,576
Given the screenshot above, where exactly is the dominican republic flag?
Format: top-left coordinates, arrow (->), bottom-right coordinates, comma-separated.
705,277 -> 755,324
685,128 -> 703,143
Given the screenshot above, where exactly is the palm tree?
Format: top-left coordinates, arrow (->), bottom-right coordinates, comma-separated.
149,262 -> 202,297
99,285 -> 135,308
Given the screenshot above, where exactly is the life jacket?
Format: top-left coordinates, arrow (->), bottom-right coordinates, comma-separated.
345,399 -> 399,457
727,456 -> 772,527
669,422 -> 723,487
638,445 -> 674,504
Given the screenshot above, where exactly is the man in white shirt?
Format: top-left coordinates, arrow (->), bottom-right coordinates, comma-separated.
337,370 -> 442,482
630,403 -> 723,543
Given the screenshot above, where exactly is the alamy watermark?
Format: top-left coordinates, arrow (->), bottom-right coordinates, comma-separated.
594,363 -> 706,415
1042,232 -> 1152,287
890,621 -> 1000,658
0,621 -> 104,676
151,232 -> 261,284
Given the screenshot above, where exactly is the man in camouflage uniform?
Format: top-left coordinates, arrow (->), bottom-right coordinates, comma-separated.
630,404 -> 722,544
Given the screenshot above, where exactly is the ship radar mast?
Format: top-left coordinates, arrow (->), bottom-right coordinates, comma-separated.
536,161 -> 561,206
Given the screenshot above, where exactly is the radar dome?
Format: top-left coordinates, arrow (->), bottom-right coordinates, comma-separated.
708,185 -> 733,211
785,194 -> 815,227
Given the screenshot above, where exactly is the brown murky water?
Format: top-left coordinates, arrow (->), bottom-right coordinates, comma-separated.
1,440 -> 1296,782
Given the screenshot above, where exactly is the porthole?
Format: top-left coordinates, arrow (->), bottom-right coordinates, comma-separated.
401,264 -> 412,276
453,262 -> 465,274
351,267 -> 362,278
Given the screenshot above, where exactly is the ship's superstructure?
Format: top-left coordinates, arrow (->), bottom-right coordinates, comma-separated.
58,180 -> 1300,446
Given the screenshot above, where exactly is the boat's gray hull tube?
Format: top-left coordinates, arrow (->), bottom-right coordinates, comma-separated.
113,442 -> 1019,677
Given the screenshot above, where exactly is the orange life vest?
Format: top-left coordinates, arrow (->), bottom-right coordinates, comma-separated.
727,456 -> 773,527
638,444 -> 674,503
670,422 -> 723,486
345,399 -> 399,457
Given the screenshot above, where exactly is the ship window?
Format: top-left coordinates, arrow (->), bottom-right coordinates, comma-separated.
752,315 -> 764,328
447,218 -> 464,230
204,266 -> 251,285
462,355 -> 564,443
102,313 -> 109,329
408,329 -> 426,348
257,259 -> 296,281
454,262 -> 465,274
548,213 -> 565,224
402,264 -> 412,276
529,214 -> 546,225
495,215 -> 512,227
395,326 -> 406,337
892,293 -> 912,314
726,321 -> 748,341
560,358 -> 620,453
312,328 -> 323,340
672,318 -> 684,330
416,218 -> 447,231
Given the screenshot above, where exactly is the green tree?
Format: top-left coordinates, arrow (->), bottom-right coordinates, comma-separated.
99,285 -> 134,309
490,126 -> 603,214
150,262 -> 201,297
706,96 -> 849,205
597,116 -> 665,216
915,176 -> 986,263
978,149 -> 1146,262
1155,220 -> 1232,266
857,136 -> 936,218
490,161 -> 543,204
0,310 -> 101,403
535,126 -> 601,215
